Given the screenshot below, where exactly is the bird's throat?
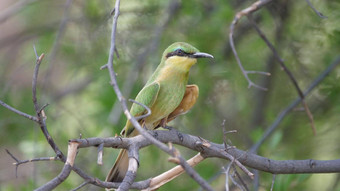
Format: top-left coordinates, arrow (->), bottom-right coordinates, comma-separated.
156,56 -> 196,82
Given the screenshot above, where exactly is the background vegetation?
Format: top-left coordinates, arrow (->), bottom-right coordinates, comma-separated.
0,0 -> 340,190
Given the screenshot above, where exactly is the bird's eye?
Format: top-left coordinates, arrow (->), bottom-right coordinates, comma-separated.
176,49 -> 185,55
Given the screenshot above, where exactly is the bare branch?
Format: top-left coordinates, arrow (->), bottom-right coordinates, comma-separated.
128,99 -> 151,120
270,174 -> 276,191
108,0 -> 181,124
229,168 -> 245,191
247,14 -> 316,135
6,149 -> 58,168
250,56 -> 340,153
305,0 -> 327,18
73,130 -> 340,174
0,100 -> 38,122
117,158 -> 139,191
229,0 -> 273,90
145,153 -> 205,191
207,142 -> 254,179
232,166 -> 249,191
71,181 -> 90,191
35,142 -> 79,191
224,160 -> 234,191
31,46 -> 65,160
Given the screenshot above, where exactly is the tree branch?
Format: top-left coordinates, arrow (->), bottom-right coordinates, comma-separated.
72,130 -> 340,175
108,0 -> 181,124
250,55 -> 340,153
305,0 -> 327,18
32,45 -> 65,160
247,14 -> 316,135
229,0 -> 272,90
0,100 -> 38,122
35,142 -> 79,191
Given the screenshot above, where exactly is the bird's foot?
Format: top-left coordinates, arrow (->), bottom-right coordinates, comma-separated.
151,130 -> 158,138
163,126 -> 183,142
163,125 -> 173,131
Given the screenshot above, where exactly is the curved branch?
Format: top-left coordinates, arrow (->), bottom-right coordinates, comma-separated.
35,142 -> 79,191
229,0 -> 273,90
32,46 -> 65,160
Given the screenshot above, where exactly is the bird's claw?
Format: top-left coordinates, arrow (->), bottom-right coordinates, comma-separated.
163,125 -> 173,131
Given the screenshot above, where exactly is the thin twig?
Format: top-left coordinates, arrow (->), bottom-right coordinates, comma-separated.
229,0 -> 273,90
250,55 -> 340,153
32,45 -> 64,159
232,166 -> 249,191
270,174 -> 276,191
108,0 -> 181,124
229,170 -> 245,191
305,0 -> 327,18
71,180 -> 90,191
6,149 -> 58,167
128,99 -> 152,120
247,14 -> 316,135
224,161 -> 234,191
0,100 -> 38,122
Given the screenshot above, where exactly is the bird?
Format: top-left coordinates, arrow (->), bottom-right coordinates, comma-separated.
106,42 -> 213,182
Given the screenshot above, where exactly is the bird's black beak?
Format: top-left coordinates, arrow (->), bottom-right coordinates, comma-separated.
192,52 -> 214,59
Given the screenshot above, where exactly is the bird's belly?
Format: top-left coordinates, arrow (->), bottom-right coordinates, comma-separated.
144,83 -> 185,128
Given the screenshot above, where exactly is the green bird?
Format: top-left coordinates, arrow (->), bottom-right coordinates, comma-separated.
106,42 -> 213,182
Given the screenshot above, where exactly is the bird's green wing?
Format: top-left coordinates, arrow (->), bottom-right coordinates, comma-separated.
130,81 -> 160,116
121,81 -> 160,136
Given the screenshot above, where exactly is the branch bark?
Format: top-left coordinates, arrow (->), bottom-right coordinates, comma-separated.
72,130 -> 340,175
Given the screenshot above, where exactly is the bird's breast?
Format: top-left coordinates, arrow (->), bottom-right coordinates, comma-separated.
144,78 -> 187,127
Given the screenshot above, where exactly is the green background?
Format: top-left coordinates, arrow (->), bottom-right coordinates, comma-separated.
0,0 -> 340,190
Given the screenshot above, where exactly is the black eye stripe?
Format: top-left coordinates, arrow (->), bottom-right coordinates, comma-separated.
166,48 -> 193,58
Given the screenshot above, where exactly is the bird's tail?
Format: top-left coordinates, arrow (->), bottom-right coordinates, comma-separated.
106,149 -> 129,182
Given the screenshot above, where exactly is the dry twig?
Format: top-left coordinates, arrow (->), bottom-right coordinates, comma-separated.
247,14 -> 316,135
229,0 -> 272,90
250,56 -> 340,153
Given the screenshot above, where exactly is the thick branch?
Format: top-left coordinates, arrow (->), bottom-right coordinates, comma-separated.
72,130 -> 340,175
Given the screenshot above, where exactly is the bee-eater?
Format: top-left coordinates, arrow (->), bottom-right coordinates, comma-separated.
106,42 -> 213,182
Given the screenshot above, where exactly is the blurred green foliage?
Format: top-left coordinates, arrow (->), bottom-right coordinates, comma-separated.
1,0 -> 340,190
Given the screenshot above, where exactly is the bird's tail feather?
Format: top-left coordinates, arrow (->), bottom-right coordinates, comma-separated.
106,149 -> 129,182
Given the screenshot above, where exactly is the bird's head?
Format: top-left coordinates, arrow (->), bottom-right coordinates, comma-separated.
162,42 -> 213,71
